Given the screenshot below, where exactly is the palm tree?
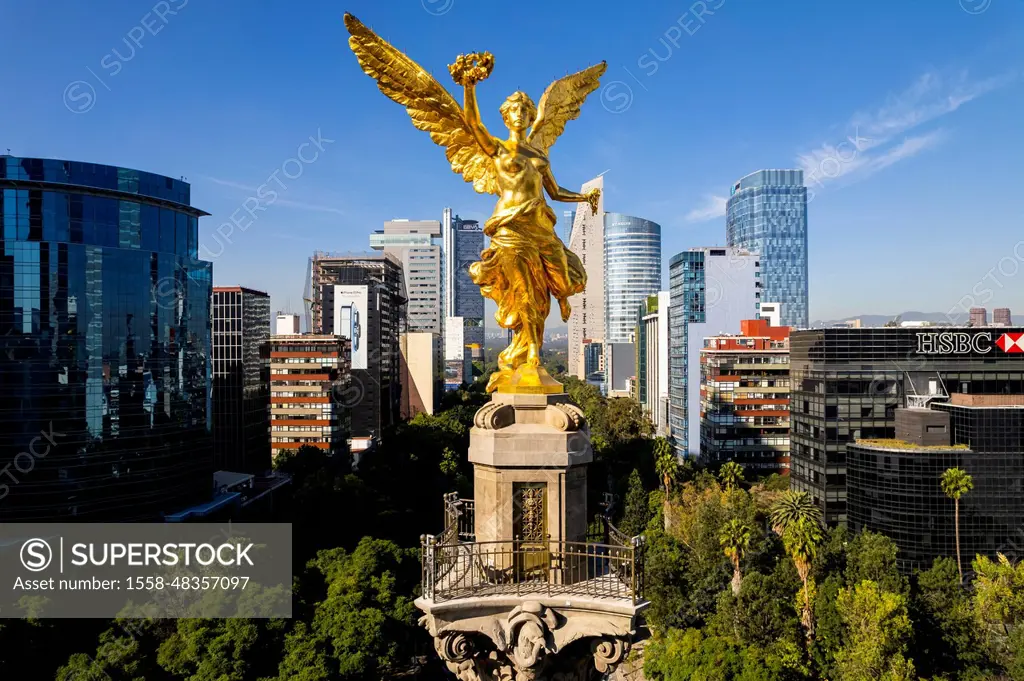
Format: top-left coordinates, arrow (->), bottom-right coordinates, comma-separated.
941,467 -> 974,583
720,519 -> 753,596
783,517 -> 824,639
653,437 -> 676,495
719,461 -> 745,490
769,490 -> 822,536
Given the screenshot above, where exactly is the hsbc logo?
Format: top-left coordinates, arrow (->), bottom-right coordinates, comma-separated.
916,331 -> 1024,354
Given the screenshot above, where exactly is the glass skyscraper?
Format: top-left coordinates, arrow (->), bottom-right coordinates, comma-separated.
442,208 -> 485,375
604,213 -> 661,343
0,156 -> 213,521
668,248 -> 760,459
726,169 -> 808,328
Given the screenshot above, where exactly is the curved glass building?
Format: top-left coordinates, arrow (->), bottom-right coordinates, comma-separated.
603,213 -> 661,344
726,169 -> 808,328
0,156 -> 212,521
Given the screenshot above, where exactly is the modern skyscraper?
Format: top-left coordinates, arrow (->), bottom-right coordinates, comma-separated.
993,307 -> 1012,326
790,326 -> 1024,524
313,253 -> 404,452
568,175 -> 605,377
970,307 -> 988,327
371,219 -> 444,334
212,286 -> 271,473
701,319 -> 791,473
636,292 -> 670,435
0,155 -> 212,521
668,247 -> 760,459
604,213 -> 662,343
400,331 -> 441,417
267,334 -> 350,462
726,169 -> 808,328
442,208 -> 485,387
847,399 -> 1024,572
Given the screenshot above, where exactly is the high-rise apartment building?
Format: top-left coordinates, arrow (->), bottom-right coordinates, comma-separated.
970,307 -> 988,327
310,253 -> 404,450
668,248 -> 760,459
993,308 -> 1012,326
0,156 -> 212,521
604,213 -> 662,344
212,287 -> 271,473
700,318 -> 791,473
567,175 -> 605,377
267,334 -> 350,461
726,169 -> 808,328
442,208 -> 485,389
636,292 -> 670,435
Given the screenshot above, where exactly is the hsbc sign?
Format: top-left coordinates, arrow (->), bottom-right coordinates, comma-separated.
916,331 -> 1024,355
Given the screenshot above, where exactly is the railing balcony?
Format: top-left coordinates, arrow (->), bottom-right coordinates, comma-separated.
423,494 -> 645,605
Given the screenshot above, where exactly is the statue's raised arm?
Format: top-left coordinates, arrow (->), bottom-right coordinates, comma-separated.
344,14 -> 499,195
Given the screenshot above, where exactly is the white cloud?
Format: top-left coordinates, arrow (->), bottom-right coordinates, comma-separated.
797,69 -> 1013,191
685,194 -> 728,223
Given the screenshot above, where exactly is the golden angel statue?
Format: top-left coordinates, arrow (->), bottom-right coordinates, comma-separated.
345,13 -> 606,394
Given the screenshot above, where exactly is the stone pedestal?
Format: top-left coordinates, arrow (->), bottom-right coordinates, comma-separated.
416,390 -> 646,681
469,392 -> 592,545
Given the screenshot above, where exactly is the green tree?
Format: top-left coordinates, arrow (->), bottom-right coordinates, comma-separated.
654,437 -> 676,495
913,557 -> 989,679
844,531 -> 907,597
834,580 -> 916,681
940,467 -> 973,583
720,519 -> 753,596
619,469 -> 651,537
769,491 -> 822,536
277,537 -> 420,680
972,553 -> 1024,677
783,518 -> 824,642
719,461 -> 745,491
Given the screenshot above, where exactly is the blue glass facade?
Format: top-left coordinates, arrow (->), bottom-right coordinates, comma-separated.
726,169 -> 808,328
0,156 -> 213,521
668,251 -> 705,458
604,214 -> 661,344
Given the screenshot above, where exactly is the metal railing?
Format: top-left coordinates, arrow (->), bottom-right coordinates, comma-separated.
443,492 -> 475,541
423,495 -> 645,605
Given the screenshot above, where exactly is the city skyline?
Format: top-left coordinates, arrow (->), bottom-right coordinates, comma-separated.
5,1 -> 1023,325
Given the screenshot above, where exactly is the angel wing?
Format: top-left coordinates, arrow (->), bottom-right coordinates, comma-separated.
344,14 -> 499,195
528,62 -> 608,153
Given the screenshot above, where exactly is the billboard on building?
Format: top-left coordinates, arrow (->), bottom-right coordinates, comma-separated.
333,285 -> 368,369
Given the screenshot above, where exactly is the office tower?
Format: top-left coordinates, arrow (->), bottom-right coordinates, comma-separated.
726,169 -> 808,328
668,248 -> 760,459
0,155 -> 212,521
790,326 -> 1024,524
400,331 -> 441,417
848,398 -> 1024,572
212,287 -> 271,473
567,175 -> 605,377
970,307 -> 988,327
993,307 -> 1012,326
606,342 -> 636,397
267,334 -> 350,462
313,253 -> 404,452
442,208 -> 485,389
701,319 -> 791,473
604,213 -> 662,343
563,209 -> 576,244
372,219 -> 444,412
636,292 -> 670,435
276,313 -> 300,335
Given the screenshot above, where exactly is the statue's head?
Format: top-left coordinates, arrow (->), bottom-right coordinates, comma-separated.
500,91 -> 537,132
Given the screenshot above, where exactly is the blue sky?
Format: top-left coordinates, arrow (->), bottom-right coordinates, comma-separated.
3,0 -> 1024,323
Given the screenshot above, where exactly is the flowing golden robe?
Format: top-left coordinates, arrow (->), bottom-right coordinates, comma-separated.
470,199 -> 586,370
